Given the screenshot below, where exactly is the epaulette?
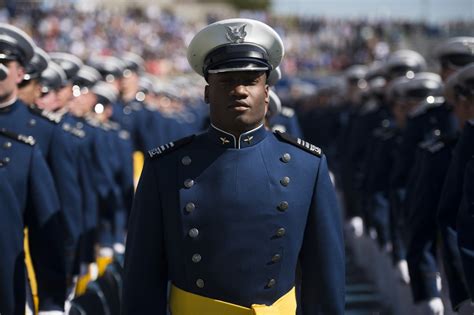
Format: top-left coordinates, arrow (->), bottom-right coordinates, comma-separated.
62,123 -> 85,138
280,106 -> 295,118
373,126 -> 396,141
274,130 -> 322,157
427,141 -> 445,153
418,137 -> 437,150
271,124 -> 287,133
0,128 -> 36,146
360,100 -> 379,115
148,134 -> 195,159
28,105 -> 62,124
85,116 -> 101,128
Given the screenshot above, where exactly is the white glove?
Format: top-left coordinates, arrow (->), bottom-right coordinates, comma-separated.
427,297 -> 444,315
348,216 -> 364,237
369,227 -> 378,240
38,311 -> 64,315
396,259 -> 410,284
114,242 -> 126,254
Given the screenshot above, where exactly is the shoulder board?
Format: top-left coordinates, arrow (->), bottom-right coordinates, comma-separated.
274,130 -> 322,157
0,128 -> 36,146
130,101 -> 143,111
427,141 -> 445,153
373,126 -> 395,140
281,106 -> 295,118
28,105 -> 62,124
148,135 -> 195,159
408,103 -> 428,118
62,123 -> 85,138
418,137 -> 437,150
271,124 -> 287,133
104,121 -> 121,131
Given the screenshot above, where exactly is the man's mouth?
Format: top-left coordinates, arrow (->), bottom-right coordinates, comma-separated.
228,101 -> 250,111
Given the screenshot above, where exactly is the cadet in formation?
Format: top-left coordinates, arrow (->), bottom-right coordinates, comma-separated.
122,18 -> 345,315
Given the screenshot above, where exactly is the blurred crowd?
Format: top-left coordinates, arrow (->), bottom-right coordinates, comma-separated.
1,3 -> 472,76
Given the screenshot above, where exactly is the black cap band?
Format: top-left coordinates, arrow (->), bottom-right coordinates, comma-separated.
203,43 -> 271,76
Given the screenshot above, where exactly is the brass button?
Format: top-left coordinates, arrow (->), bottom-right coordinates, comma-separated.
278,201 -> 289,211
280,176 -> 290,186
185,202 -> 196,213
192,254 -> 202,263
181,156 -> 192,166
276,228 -> 286,237
29,119 -> 36,126
196,279 -> 205,288
281,153 -> 291,163
271,254 -> 281,263
3,141 -> 12,149
267,279 -> 276,288
188,228 -> 199,238
184,179 -> 194,189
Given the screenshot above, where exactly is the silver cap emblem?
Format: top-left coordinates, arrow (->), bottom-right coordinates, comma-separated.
225,24 -> 247,43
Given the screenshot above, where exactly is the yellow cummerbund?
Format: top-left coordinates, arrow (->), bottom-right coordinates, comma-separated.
169,284 -> 296,315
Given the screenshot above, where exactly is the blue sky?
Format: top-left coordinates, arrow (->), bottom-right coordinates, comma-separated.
272,0 -> 474,22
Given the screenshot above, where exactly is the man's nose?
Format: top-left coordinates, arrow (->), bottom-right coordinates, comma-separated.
231,84 -> 249,97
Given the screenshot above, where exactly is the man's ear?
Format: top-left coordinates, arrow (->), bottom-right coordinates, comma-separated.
204,85 -> 210,104
264,84 -> 269,115
15,63 -> 25,85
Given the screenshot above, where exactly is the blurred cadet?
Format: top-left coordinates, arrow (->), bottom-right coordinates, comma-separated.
123,18 -> 344,315
0,162 -> 23,315
18,46 -> 49,105
435,37 -> 474,313
0,23 -> 69,314
453,63 -> 474,307
67,67 -> 127,292
338,64 -> 368,236
91,81 -> 133,256
266,67 -> 304,138
347,61 -> 391,238
0,127 -> 66,315
433,62 -> 474,314
36,62 -> 67,111
49,52 -> 83,115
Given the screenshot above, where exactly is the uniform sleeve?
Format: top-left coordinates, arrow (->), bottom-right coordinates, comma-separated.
405,151 -> 445,302
48,127 -> 83,271
25,146 -> 66,311
457,160 -> 474,300
122,159 -> 168,315
299,155 -> 345,315
437,141 -> 470,308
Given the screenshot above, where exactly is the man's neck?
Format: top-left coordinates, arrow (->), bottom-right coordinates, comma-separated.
0,95 -> 18,109
210,121 -> 264,138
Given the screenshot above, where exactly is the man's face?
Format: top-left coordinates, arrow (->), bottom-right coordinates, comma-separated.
57,84 -> 73,108
0,60 -> 24,103
205,71 -> 269,135
36,90 -> 59,111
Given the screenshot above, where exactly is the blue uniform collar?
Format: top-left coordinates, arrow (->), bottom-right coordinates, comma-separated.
209,123 -> 267,149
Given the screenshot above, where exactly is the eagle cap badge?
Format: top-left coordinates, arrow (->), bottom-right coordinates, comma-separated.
225,24 -> 247,43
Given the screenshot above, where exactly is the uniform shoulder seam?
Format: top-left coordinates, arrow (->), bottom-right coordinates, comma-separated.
148,134 -> 195,159
274,130 -> 322,157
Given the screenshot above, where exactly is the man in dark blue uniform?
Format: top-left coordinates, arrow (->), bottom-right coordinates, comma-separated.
0,24 -> 68,315
123,18 -> 345,315
0,128 -> 67,315
435,37 -> 474,314
448,64 -> 474,306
